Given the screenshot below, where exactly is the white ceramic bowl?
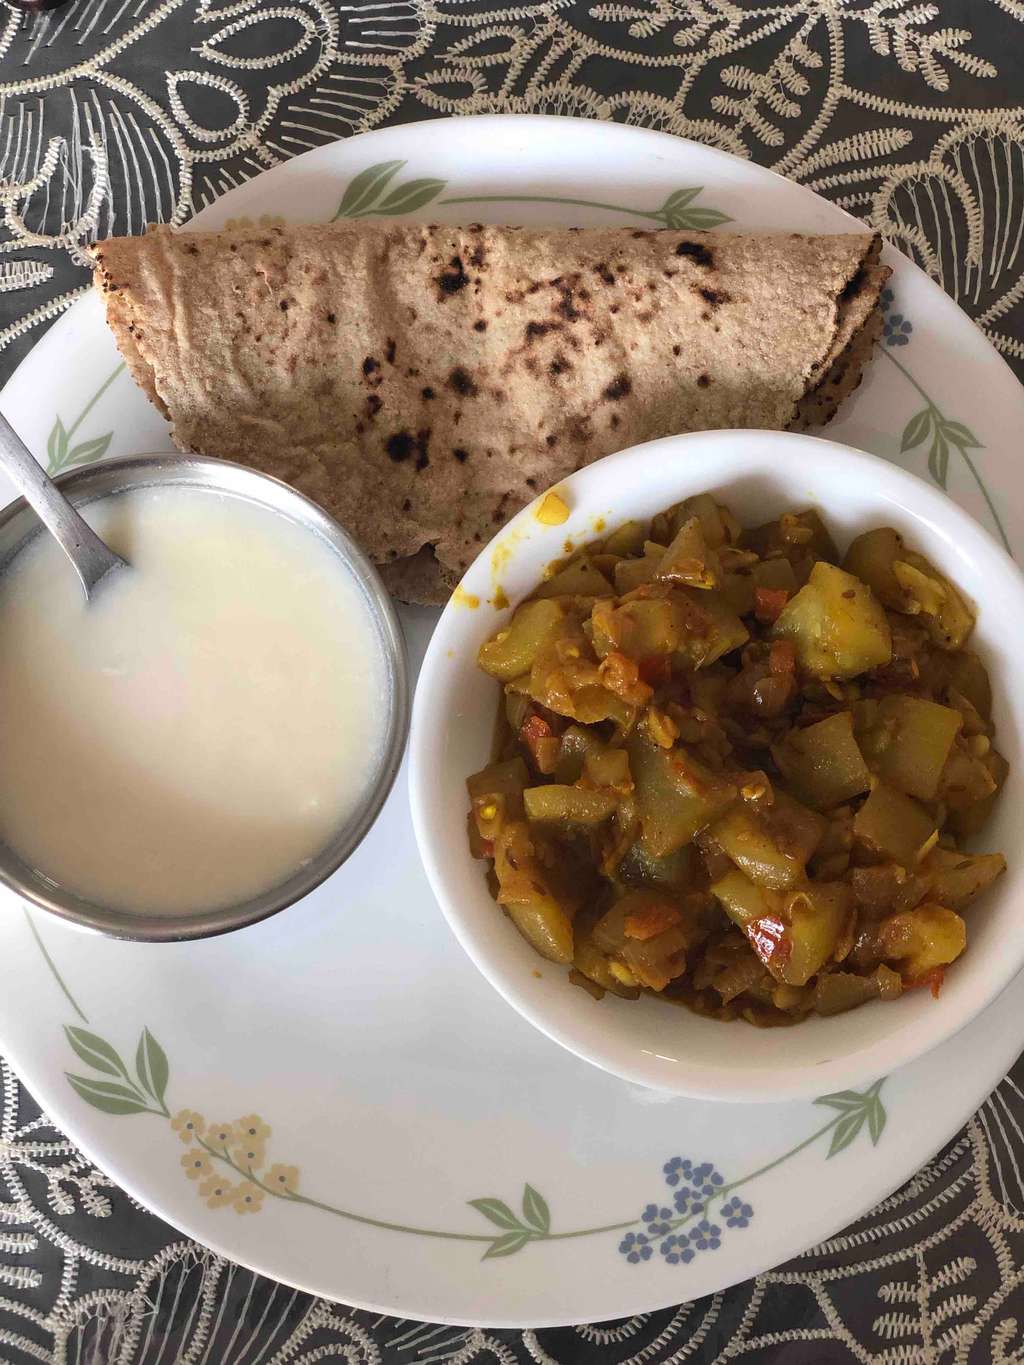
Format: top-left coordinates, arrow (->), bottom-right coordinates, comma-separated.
409,431 -> 1024,1102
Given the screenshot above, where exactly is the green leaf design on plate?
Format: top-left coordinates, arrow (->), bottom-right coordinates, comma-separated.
375,179 -> 447,215
135,1027 -> 169,1108
900,408 -> 933,453
660,207 -> 731,231
47,416 -> 68,469
468,1197 -> 522,1230
522,1184 -> 551,1234
334,160 -> 405,219
660,187 -> 702,213
815,1079 -> 886,1156
867,1092 -> 887,1145
940,420 -> 982,448
65,1073 -> 152,1115
815,1089 -> 870,1112
483,1229 -> 533,1259
64,432 -> 113,469
929,428 -> 950,489
827,1110 -> 866,1156
64,1026 -> 131,1081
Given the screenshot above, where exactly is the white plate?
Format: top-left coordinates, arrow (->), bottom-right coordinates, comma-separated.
0,115 -> 1022,1329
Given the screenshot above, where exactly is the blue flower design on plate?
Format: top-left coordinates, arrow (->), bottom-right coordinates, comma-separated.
722,1195 -> 754,1228
618,1231 -> 652,1263
662,1156 -> 694,1187
641,1203 -> 673,1236
691,1218 -> 722,1251
884,312 -> 913,347
880,286 -> 894,311
659,1232 -> 696,1265
672,1184 -> 705,1216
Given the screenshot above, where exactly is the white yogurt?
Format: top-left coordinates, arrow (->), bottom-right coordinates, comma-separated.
0,485 -> 387,915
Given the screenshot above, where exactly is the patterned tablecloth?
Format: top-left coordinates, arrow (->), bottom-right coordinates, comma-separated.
1,2 -> 1024,1360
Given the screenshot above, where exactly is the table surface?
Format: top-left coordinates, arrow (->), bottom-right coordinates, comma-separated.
1,2 -> 1023,1361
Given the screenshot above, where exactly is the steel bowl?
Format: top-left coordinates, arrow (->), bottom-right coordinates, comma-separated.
0,453 -> 409,941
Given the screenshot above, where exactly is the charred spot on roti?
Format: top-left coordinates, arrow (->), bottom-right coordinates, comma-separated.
279,300 -> 289,311
603,373 -> 632,401
468,243 -> 487,269
610,412 -> 620,429
386,431 -> 415,462
415,430 -> 431,471
448,366 -> 478,397
474,319 -> 488,332
675,241 -> 714,267
421,386 -> 436,400
839,266 -> 866,302
362,357 -> 379,378
402,498 -> 412,512
438,255 -> 470,297
553,281 -> 583,322
453,447 -> 470,463
525,320 -> 559,342
549,354 -> 572,377
526,476 -> 538,487
326,313 -> 336,324
672,344 -> 682,356
697,373 -> 711,388
366,394 -> 383,417
697,286 -> 731,308
385,338 -> 397,364
594,263 -> 616,285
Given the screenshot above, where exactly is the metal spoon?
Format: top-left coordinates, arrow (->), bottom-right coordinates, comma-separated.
0,410 -> 127,598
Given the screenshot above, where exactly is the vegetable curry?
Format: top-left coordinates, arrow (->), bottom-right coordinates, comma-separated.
466,494 -> 1007,1025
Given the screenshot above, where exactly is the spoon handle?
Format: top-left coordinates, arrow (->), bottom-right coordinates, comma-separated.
0,409 -> 125,597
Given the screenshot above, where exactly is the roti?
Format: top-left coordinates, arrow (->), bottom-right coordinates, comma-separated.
90,222 -> 888,603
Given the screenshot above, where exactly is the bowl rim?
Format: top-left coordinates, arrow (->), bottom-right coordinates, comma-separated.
409,429 -> 1024,1102
0,452 -> 409,943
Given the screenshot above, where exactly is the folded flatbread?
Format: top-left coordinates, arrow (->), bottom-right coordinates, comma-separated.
90,222 -> 888,603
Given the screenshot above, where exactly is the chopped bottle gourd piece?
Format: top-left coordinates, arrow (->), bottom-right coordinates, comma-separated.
853,782 -> 937,868
771,562 -> 892,679
492,821 -> 576,965
469,489 -> 1007,1025
771,712 -> 871,810
656,516 -> 722,589
860,694 -> 962,800
523,784 -> 618,827
921,846 -> 1006,910
478,599 -> 568,681
533,556 -> 614,600
629,736 -> 738,857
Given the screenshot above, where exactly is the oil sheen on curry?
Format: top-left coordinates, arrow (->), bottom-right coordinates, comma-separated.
466,493 -> 1007,1026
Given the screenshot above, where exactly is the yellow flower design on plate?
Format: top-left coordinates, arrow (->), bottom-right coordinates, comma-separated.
200,1175 -> 235,1209
231,1140 -> 266,1171
181,1149 -> 213,1182
206,1120 -> 237,1151
235,1114 -> 271,1146
266,1163 -> 300,1194
170,1109 -> 206,1144
232,1181 -> 264,1215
